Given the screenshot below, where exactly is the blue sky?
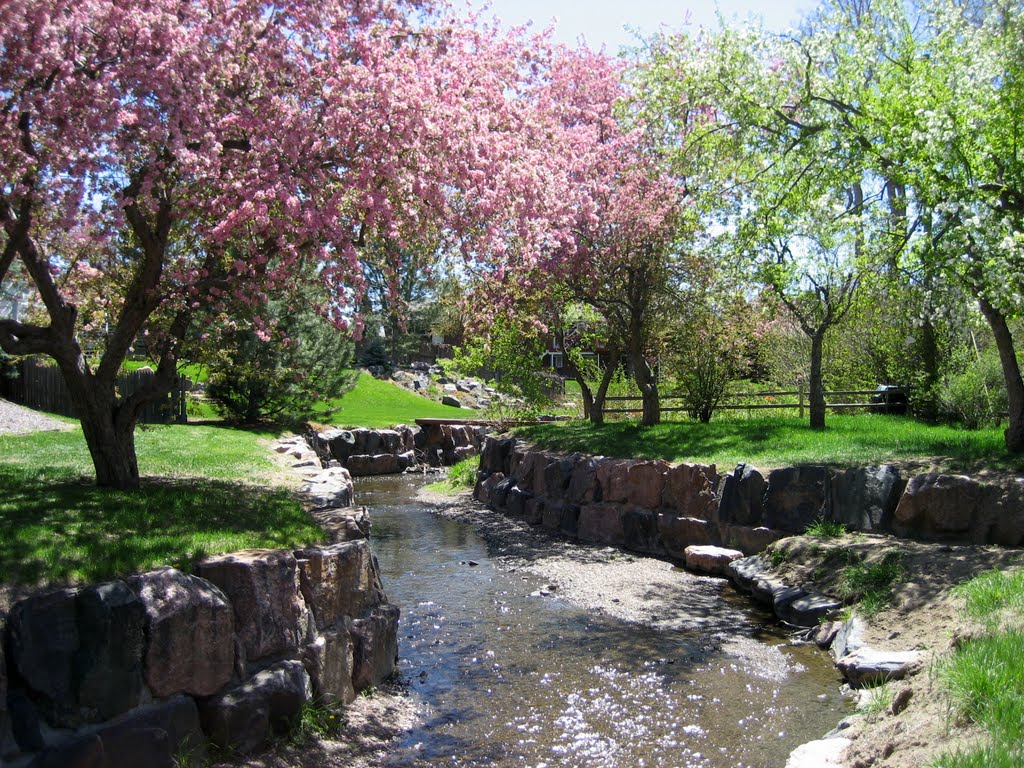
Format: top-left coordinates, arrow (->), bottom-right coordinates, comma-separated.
473,0 -> 819,51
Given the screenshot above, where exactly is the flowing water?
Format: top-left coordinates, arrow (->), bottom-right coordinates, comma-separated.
359,475 -> 851,768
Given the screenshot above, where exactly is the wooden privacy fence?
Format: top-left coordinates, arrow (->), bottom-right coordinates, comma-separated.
601,388 -> 905,419
1,358 -> 188,424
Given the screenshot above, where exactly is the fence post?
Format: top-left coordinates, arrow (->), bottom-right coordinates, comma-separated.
798,386 -> 805,420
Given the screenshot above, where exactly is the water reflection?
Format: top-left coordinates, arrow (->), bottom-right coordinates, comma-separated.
358,475 -> 849,768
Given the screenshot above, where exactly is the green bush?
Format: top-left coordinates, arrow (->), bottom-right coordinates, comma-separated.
206,294 -> 356,425
936,353 -> 1007,429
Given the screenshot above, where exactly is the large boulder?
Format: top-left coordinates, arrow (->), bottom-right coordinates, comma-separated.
317,507 -> 371,543
302,621 -> 356,705
662,463 -> 719,521
299,466 -> 354,509
567,456 -> 603,504
352,605 -> 400,692
683,545 -> 743,577
775,591 -> 842,628
195,550 -> 309,666
479,437 -> 515,475
199,660 -> 312,754
294,540 -> 387,630
621,508 -> 662,554
658,515 -> 714,558
325,430 -> 357,464
541,456 -> 577,500
8,582 -> 146,729
726,555 -> 770,593
542,501 -> 580,538
835,648 -> 923,687
764,466 -> 830,532
0,615 -> 12,760
892,473 -> 998,542
476,472 -> 505,506
624,461 -> 670,510
345,454 -> 401,477
721,525 -> 786,555
829,465 -> 903,532
126,567 -> 234,698
577,503 -> 625,546
595,459 -> 639,504
717,464 -> 766,526
96,695 -> 205,768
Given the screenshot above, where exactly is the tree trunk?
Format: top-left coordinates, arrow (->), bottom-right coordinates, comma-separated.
978,296 -> 1024,453
80,409 -> 141,489
808,332 -> 826,430
590,350 -> 620,426
631,350 -> 660,426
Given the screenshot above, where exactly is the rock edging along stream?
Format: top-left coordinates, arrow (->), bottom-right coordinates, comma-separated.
295,423 -> 487,477
0,474 -> 397,767
474,435 -> 1024,553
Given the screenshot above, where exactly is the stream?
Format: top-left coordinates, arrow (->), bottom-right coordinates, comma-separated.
358,474 -> 851,768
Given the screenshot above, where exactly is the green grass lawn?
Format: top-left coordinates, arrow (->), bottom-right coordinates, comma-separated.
0,425 -> 325,589
514,414 -> 1019,471
317,371 -> 465,428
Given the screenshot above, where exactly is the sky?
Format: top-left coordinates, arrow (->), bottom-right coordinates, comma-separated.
472,0 -> 819,51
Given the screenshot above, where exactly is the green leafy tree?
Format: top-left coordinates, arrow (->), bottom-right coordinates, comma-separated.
206,293 -> 356,425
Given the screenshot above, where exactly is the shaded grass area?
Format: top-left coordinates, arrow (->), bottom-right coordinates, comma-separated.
515,415 -> 1017,470
933,569 -> 1024,767
424,457 -> 479,496
0,426 -> 325,588
318,371 -> 463,428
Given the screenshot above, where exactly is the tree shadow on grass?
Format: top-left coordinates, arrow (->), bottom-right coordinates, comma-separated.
0,469 -> 325,592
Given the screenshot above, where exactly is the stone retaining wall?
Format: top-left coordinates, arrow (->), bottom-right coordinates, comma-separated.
475,436 -> 1024,555
303,423 -> 486,477
0,481 -> 398,767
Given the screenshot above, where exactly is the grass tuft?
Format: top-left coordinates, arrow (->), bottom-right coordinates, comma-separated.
932,569 -> 1024,767
805,517 -> 847,538
837,548 -> 905,617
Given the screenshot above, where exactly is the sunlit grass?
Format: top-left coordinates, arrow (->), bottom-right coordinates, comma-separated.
318,371 -> 464,428
0,426 -> 325,588
932,569 -> 1024,767
515,414 -> 1016,471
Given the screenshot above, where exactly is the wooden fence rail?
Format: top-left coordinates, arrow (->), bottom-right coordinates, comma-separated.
1,358 -> 188,424
601,388 -> 903,419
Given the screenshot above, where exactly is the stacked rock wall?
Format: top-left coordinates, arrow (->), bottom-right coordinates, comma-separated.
305,423 -> 486,476
476,436 -> 1024,555
1,532 -> 398,766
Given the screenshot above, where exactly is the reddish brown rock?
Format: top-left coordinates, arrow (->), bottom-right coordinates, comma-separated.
199,660 -> 312,753
352,605 -> 400,692
663,463 -> 719,520
624,461 -> 670,509
577,503 -> 625,546
127,567 -> 234,698
476,472 -> 505,505
196,550 -> 307,664
302,620 -> 356,705
683,545 -> 744,576
567,456 -> 602,504
893,473 -> 997,541
657,514 -> 714,557
721,525 -> 786,555
596,459 -> 639,504
294,540 -> 386,630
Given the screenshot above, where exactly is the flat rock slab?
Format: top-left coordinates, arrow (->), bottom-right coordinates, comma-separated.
726,555 -> 770,592
785,736 -> 851,768
776,591 -> 843,628
684,545 -> 744,576
836,648 -> 924,687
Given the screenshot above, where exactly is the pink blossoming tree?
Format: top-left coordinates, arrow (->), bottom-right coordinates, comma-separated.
0,0 -> 565,487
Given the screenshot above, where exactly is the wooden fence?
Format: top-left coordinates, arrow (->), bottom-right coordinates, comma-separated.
1,358 -> 188,424
601,388 -> 904,419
